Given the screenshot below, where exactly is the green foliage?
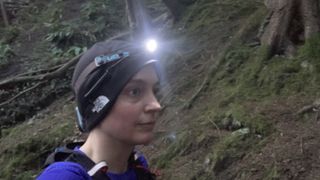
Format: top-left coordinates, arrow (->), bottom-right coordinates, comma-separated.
184,0 -> 260,33
80,0 -> 126,37
0,121 -> 74,179
49,46 -> 64,57
66,46 -> 87,57
228,104 -> 272,135
212,39 -> 320,99
201,101 -> 272,136
45,24 -> 74,46
81,1 -> 109,20
48,8 -> 63,23
0,26 -> 20,43
298,33 -> 320,59
44,0 -> 126,50
263,164 -> 280,180
222,46 -> 252,74
45,23 -> 93,49
208,128 -> 252,173
244,44 -> 320,96
155,131 -> 194,168
50,46 -> 87,61
0,42 -> 14,68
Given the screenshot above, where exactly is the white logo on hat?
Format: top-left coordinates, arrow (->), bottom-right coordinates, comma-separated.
92,96 -> 110,113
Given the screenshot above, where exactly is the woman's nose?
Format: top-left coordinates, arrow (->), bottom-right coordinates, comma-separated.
144,92 -> 162,112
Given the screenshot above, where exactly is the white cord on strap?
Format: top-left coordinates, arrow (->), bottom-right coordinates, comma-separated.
87,161 -> 108,176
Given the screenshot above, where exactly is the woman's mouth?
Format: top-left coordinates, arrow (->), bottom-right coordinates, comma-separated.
137,121 -> 156,130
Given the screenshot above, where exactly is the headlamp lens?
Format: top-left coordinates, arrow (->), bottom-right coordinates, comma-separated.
145,39 -> 157,52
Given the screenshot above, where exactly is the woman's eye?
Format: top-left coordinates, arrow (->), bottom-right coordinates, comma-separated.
128,88 -> 141,97
153,87 -> 162,100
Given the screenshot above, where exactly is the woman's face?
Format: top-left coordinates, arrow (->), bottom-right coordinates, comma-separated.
99,64 -> 162,145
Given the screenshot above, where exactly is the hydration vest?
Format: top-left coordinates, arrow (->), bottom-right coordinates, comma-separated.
44,142 -> 156,180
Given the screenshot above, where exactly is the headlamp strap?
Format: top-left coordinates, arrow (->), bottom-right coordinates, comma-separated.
74,51 -> 130,96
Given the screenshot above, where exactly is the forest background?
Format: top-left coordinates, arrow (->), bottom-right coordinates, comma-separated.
0,0 -> 320,179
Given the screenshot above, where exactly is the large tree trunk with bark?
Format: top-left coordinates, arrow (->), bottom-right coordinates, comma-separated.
162,0 -> 185,21
125,0 -> 153,40
260,0 -> 320,58
162,0 -> 196,22
301,0 -> 320,38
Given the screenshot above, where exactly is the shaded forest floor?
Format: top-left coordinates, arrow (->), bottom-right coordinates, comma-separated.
1,0 -> 320,179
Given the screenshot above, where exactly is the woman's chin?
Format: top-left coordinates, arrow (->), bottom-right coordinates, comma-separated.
135,133 -> 154,145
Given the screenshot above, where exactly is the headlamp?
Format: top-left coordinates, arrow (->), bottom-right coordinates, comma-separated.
145,39 -> 158,53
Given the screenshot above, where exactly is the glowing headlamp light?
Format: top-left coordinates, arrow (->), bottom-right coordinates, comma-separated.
145,39 -> 158,53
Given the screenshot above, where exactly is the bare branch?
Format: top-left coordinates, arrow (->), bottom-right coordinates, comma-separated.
17,64 -> 63,77
0,31 -> 132,89
0,53 -> 82,88
0,82 -> 44,107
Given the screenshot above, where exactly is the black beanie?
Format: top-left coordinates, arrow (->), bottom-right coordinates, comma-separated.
71,39 -> 160,132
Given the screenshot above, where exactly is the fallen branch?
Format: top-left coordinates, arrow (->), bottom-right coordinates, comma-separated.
17,64 -> 63,77
300,137 -> 304,154
207,117 -> 222,139
297,99 -> 320,115
0,82 -> 44,107
297,104 -> 316,115
182,74 -> 209,109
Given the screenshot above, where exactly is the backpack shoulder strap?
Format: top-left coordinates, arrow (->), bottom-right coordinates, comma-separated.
134,167 -> 157,180
129,152 -> 157,180
44,142 -> 110,180
66,152 -> 109,180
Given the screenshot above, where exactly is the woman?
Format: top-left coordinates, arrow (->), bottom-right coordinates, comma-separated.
37,39 -> 163,180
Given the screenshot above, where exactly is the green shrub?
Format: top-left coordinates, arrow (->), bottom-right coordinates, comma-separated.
0,26 -> 20,43
45,23 -> 74,47
80,0 -> 126,36
0,42 -> 13,68
299,33 -> 320,59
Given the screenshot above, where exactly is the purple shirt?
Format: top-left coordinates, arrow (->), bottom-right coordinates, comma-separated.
37,148 -> 148,180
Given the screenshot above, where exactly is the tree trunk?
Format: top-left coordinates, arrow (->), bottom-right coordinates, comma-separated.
162,0 -> 186,21
0,0 -> 9,27
260,0 -> 296,57
125,0 -> 152,40
125,0 -> 135,30
301,0 -> 320,38
260,0 -> 320,58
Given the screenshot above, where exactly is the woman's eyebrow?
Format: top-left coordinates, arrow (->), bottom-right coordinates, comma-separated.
128,79 -> 159,86
127,79 -> 145,84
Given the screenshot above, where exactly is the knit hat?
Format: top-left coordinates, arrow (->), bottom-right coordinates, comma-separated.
71,39 -> 160,132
